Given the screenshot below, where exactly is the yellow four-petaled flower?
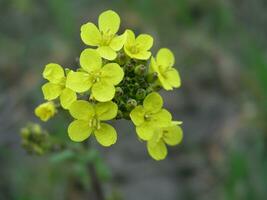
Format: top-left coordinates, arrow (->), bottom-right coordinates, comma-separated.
66,49 -> 124,102
42,63 -> 77,109
68,100 -> 118,146
130,92 -> 172,140
150,48 -> 181,90
81,10 -> 127,60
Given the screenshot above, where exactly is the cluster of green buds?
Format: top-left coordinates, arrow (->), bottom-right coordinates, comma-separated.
20,123 -> 52,155
34,10 -> 183,160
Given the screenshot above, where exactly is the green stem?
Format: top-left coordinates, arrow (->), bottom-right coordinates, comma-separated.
84,142 -> 105,200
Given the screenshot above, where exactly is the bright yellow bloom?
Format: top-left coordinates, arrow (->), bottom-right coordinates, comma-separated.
130,92 -> 172,140
66,49 -> 124,102
34,101 -> 56,122
81,10 -> 127,60
124,29 -> 153,60
150,48 -> 181,90
42,63 -> 77,109
68,100 -> 118,146
147,123 -> 183,160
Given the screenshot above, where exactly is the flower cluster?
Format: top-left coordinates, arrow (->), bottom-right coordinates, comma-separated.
35,10 -> 183,160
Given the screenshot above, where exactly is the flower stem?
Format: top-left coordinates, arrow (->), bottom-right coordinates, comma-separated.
84,141 -> 105,200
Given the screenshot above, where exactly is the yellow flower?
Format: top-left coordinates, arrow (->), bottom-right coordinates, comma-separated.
81,10 -> 127,60
147,123 -> 183,160
124,29 -> 153,60
42,63 -> 77,109
66,49 -> 124,102
150,48 -> 181,90
130,92 -> 172,140
68,100 -> 118,146
34,101 -> 56,122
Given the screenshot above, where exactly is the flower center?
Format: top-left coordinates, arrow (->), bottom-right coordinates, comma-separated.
129,45 -> 140,54
144,114 -> 151,121
91,71 -> 102,83
100,30 -> 114,46
89,117 -> 101,130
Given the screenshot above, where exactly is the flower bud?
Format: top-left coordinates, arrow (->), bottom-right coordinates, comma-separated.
146,72 -> 158,83
126,99 -> 137,111
116,110 -> 123,119
115,87 -> 123,96
124,62 -> 135,72
136,89 -> 146,100
35,101 -> 56,122
117,52 -> 127,65
134,64 -> 146,76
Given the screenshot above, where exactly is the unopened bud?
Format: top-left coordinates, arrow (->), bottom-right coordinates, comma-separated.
115,87 -> 123,96
136,89 -> 146,100
126,99 -> 137,111
134,65 -> 146,76
146,72 -> 158,83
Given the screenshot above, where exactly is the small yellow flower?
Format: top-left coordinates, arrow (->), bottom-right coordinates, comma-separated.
147,123 -> 183,160
130,92 -> 172,140
42,63 -> 77,109
124,29 -> 153,60
81,10 -> 127,60
68,100 -> 118,146
150,48 -> 181,90
66,49 -> 124,102
34,101 -> 56,122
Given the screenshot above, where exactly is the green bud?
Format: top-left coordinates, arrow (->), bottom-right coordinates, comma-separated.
21,128 -> 30,138
146,86 -> 154,94
126,99 -> 137,111
146,72 -> 158,83
115,87 -> 123,96
136,89 -> 146,100
123,112 -> 131,120
134,65 -> 146,76
152,84 -> 162,91
124,62 -> 135,72
116,110 -> 123,119
117,52 -> 127,65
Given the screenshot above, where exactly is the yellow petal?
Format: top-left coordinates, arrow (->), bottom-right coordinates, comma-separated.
92,80 -> 115,102
80,22 -> 101,46
152,109 -> 172,127
125,29 -> 135,47
69,100 -> 95,121
136,122 -> 155,141
34,101 -> 56,122
95,101 -> 118,120
163,125 -> 183,146
165,68 -> 181,88
60,88 -> 77,109
132,51 -> 151,60
97,46 -> 117,60
158,74 -> 173,90
147,140 -> 167,161
143,92 -> 163,113
149,57 -> 159,73
80,48 -> 102,72
98,10 -> 120,34
110,31 -> 127,51
42,82 -> 62,100
156,48 -> 175,68
172,121 -> 183,125
136,34 -> 153,50
94,123 -> 117,147
101,63 -> 124,85
68,120 -> 92,142
66,71 -> 92,93
43,63 -> 65,84
130,105 -> 146,126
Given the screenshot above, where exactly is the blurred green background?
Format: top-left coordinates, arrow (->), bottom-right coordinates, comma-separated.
1,0 -> 267,199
